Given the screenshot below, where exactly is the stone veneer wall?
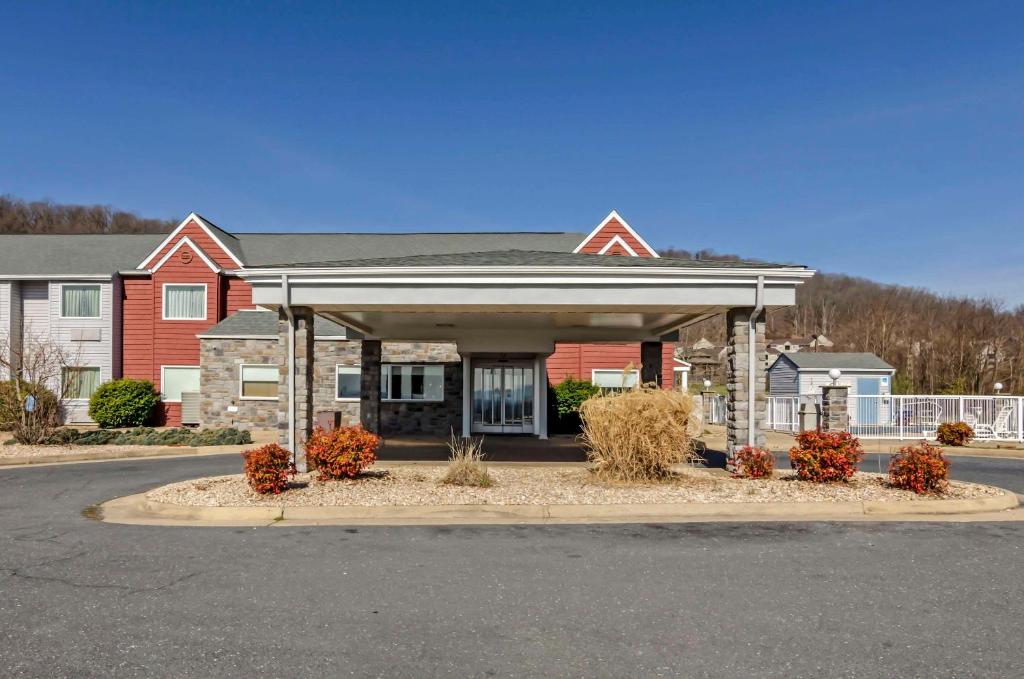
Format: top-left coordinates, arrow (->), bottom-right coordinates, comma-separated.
725,307 -> 767,453
199,337 -> 281,430
313,339 -> 362,426
378,341 -> 462,436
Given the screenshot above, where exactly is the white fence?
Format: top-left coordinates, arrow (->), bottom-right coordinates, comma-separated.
767,394 -> 1024,442
703,393 -> 727,426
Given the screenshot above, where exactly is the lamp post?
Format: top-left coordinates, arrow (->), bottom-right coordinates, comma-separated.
994,382 -> 1004,395
703,378 -> 712,390
828,368 -> 842,385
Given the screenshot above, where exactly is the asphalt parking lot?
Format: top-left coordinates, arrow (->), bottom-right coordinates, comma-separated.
1,454 -> 1023,678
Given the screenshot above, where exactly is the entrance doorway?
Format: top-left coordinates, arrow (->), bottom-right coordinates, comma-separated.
472,361 -> 535,434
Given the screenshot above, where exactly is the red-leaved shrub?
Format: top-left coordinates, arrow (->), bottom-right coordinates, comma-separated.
242,443 -> 295,494
304,425 -> 381,481
732,446 -> 775,479
788,430 -> 864,483
936,421 -> 974,447
888,441 -> 950,494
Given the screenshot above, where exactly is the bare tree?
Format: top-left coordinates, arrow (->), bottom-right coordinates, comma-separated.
0,331 -> 81,443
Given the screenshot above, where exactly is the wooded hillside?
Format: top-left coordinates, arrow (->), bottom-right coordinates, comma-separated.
0,195 -> 176,234
663,248 -> 1024,395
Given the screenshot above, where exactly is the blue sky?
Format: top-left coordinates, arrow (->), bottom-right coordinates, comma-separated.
2,1 -> 1022,304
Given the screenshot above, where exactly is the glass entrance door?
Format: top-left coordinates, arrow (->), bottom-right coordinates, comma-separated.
472,362 -> 535,434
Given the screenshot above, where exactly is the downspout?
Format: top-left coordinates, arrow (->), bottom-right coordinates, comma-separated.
281,275 -> 296,460
748,275 -> 765,447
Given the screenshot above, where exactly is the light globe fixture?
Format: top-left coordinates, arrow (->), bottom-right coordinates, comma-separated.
828,368 -> 842,385
703,378 -> 712,390
995,382 -> 1004,394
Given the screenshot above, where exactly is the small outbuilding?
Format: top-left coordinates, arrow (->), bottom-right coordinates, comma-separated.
768,352 -> 896,397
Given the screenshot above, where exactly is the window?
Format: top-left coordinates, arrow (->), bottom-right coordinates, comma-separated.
240,365 -> 278,400
163,284 -> 207,320
62,367 -> 102,400
381,364 -> 443,401
61,284 -> 101,318
161,366 -> 200,402
592,369 -> 640,390
336,365 -> 361,401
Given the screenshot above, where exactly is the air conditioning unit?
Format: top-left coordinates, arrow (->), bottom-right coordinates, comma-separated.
180,391 -> 201,426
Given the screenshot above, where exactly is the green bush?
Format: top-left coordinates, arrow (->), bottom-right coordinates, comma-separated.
552,378 -> 600,432
38,426 -> 252,447
88,379 -> 160,429
0,380 -> 59,431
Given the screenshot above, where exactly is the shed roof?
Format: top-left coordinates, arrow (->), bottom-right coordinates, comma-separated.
197,310 -> 348,338
779,352 -> 895,371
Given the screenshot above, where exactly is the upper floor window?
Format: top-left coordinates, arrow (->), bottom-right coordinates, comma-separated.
60,284 -> 101,319
163,284 -> 207,321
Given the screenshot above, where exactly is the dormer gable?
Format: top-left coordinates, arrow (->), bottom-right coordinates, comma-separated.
136,212 -> 244,271
573,210 -> 659,258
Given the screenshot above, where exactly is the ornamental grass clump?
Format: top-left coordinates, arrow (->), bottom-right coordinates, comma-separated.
579,384 -> 698,483
732,446 -> 775,479
788,430 -> 864,483
936,421 -> 974,447
441,432 -> 494,487
304,425 -> 381,481
242,443 -> 295,494
888,441 -> 950,495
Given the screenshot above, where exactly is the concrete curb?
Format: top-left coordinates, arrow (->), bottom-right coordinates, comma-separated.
0,446 -> 244,467
97,487 -> 1021,527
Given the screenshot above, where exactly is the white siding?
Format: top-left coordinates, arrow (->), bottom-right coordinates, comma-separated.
798,371 -> 894,396
0,282 -> 10,380
49,281 -> 115,423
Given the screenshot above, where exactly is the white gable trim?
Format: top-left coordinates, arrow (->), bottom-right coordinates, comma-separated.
572,210 -> 660,258
137,212 -> 243,270
150,236 -> 222,274
596,234 -> 640,257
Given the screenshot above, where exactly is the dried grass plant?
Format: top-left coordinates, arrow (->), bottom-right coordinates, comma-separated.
441,431 -> 494,488
579,376 -> 700,483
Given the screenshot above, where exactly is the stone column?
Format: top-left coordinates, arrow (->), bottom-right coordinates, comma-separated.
640,341 -> 663,387
277,307 -> 315,470
821,386 -> 850,432
360,340 -> 382,434
725,308 -> 767,453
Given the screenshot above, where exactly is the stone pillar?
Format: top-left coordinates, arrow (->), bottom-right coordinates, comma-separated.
821,386 -> 850,432
360,340 -> 382,434
278,307 -> 315,470
725,308 -> 767,453
640,341 -> 663,387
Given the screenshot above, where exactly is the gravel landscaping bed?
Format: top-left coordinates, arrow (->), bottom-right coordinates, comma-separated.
146,466 -> 1006,508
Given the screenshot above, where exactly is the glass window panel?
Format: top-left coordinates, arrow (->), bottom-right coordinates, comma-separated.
336,366 -> 361,399
241,365 -> 278,399
592,369 -> 640,389
163,285 -> 206,320
62,367 -> 101,399
162,367 -> 200,401
61,285 -> 101,318
381,364 -> 444,401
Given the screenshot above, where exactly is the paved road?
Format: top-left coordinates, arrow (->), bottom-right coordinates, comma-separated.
2,456 -> 1024,678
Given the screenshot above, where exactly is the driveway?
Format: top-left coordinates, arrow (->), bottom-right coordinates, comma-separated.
2,456 -> 1023,678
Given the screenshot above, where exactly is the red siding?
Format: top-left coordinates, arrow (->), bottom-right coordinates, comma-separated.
123,227 -> 251,426
577,218 -> 655,257
547,342 -> 677,390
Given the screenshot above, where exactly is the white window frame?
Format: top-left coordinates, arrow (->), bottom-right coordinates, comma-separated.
591,368 -> 640,390
61,365 -> 102,401
335,365 -> 361,402
160,365 -> 201,403
238,364 -> 279,401
162,283 -> 208,321
381,364 -> 445,402
59,283 -> 102,319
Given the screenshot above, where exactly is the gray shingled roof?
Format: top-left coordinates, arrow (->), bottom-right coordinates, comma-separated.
0,234 -> 164,276
197,310 -> 349,338
782,352 -> 895,371
232,232 -> 587,266
248,249 -> 798,270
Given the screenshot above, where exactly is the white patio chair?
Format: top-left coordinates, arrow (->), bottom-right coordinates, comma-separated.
972,404 -> 1015,440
